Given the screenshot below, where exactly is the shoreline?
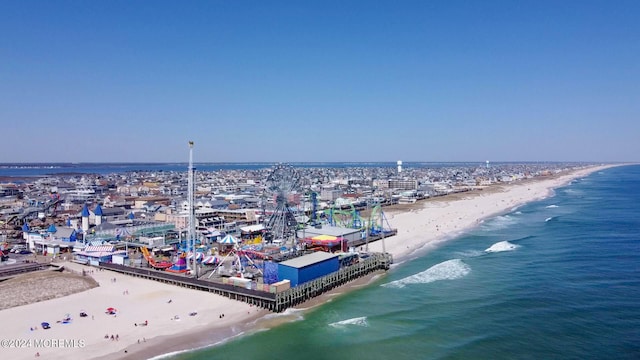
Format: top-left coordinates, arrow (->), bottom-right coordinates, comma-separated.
0,164 -> 624,360
124,164 -> 623,360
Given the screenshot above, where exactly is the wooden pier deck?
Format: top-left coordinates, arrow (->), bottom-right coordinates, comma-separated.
348,229 -> 398,248
100,252 -> 392,312
0,262 -> 47,281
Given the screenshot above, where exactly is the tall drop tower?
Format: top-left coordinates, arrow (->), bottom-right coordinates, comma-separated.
188,141 -> 196,276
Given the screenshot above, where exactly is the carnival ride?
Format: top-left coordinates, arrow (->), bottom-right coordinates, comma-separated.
324,204 -> 363,229
367,205 -> 394,236
310,191 -> 320,227
166,253 -> 188,273
4,194 -> 63,226
263,164 -> 301,246
322,204 -> 393,236
140,247 -> 173,270
207,242 -> 264,279
0,242 -> 10,261
302,235 -> 347,252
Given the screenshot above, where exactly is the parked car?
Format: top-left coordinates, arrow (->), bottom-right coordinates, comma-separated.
18,250 -> 32,254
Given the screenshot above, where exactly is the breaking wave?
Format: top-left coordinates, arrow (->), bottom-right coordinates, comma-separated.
485,241 -> 520,253
546,205 -> 559,208
481,215 -> 518,231
381,259 -> 471,288
329,316 -> 368,328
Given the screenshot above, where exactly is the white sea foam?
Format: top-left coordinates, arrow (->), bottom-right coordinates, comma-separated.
485,241 -> 520,253
514,211 -> 522,215
261,307 -> 306,322
546,205 -> 559,208
381,259 -> 471,288
545,217 -> 554,222
147,331 -> 247,360
481,215 -> 517,231
455,250 -> 485,258
329,316 -> 368,328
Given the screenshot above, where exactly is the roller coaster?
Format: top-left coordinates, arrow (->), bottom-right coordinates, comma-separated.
3,196 -> 63,226
322,204 -> 393,235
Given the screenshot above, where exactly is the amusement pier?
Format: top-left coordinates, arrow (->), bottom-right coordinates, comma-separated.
0,147 -> 590,311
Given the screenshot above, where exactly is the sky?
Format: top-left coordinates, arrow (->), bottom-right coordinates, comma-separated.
1,0 -> 638,163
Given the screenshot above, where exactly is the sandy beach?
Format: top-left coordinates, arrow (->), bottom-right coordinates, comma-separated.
365,165 -> 619,263
0,164 -> 618,360
0,263 -> 264,360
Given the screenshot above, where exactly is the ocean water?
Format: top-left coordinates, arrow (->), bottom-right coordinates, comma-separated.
168,165 -> 640,360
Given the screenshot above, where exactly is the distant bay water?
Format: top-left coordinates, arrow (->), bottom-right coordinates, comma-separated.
163,165 -> 640,360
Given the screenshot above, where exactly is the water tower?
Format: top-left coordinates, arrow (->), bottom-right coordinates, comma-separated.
486,160 -> 490,168
397,160 -> 402,174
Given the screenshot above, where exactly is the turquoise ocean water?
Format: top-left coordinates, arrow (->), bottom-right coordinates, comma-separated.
168,165 -> 640,360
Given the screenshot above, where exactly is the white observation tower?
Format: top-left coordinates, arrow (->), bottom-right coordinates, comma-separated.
397,160 -> 402,174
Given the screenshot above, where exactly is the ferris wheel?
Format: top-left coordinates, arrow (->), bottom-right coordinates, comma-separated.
264,164 -> 301,244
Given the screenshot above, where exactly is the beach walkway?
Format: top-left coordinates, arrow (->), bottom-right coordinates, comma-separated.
99,251 -> 392,312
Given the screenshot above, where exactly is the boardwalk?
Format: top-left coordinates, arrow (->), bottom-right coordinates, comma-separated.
100,252 -> 392,312
0,262 -> 46,281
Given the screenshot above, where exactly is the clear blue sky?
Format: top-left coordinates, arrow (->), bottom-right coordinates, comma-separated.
1,0 -> 638,163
